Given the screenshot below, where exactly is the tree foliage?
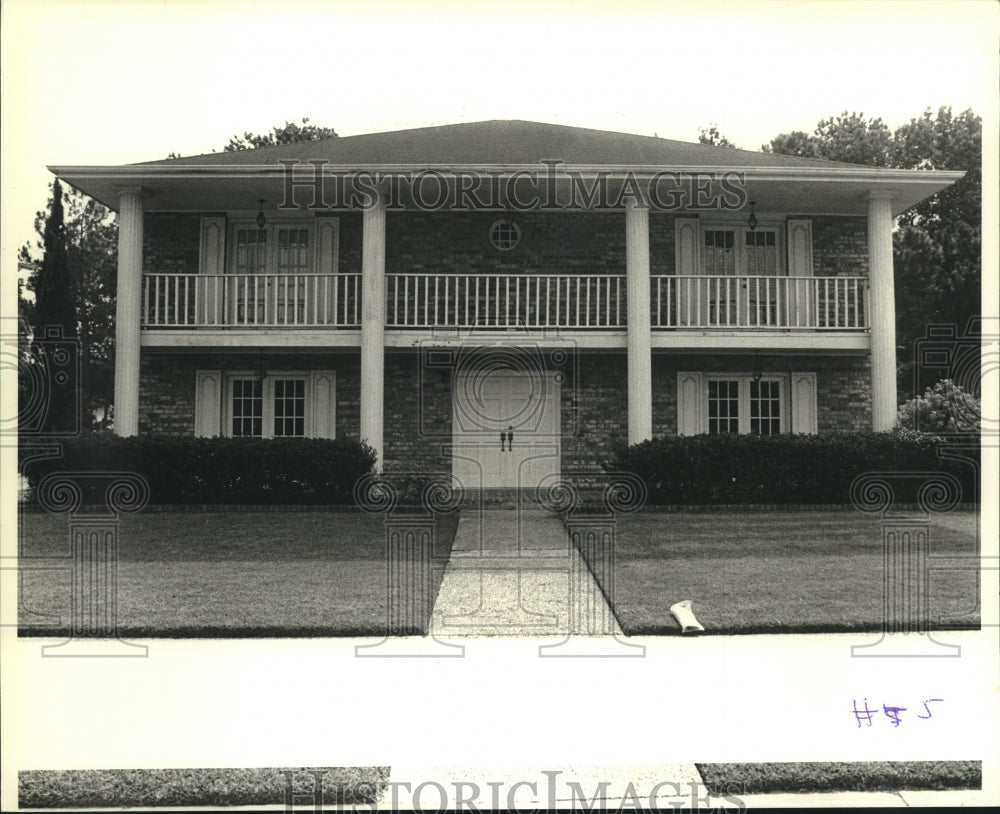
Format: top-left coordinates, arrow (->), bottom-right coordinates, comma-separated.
896,379 -> 980,434
698,123 -> 737,148
762,111 -> 893,165
20,182 -> 117,427
765,107 -> 982,398
21,181 -> 81,432
31,181 -> 75,339
224,117 -> 338,151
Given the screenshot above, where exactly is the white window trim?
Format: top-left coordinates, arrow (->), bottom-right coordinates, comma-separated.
697,219 -> 785,277
227,218 -> 317,275
224,371 -> 309,438
704,373 -> 789,435
196,368 -> 336,439
677,370 -> 817,436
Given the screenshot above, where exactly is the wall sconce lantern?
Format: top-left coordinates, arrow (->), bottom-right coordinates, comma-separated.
751,352 -> 763,384
747,201 -> 758,233
256,199 -> 267,229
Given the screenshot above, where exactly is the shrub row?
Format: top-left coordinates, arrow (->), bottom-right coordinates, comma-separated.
22,435 -> 377,505
606,431 -> 979,505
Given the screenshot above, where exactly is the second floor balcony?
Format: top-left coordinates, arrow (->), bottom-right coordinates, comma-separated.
140,271 -> 868,334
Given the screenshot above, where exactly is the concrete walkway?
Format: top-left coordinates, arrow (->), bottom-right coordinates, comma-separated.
429,507 -> 623,640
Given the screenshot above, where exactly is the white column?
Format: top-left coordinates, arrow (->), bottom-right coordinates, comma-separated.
360,190 -> 386,468
625,199 -> 653,444
868,192 -> 897,431
114,189 -> 144,437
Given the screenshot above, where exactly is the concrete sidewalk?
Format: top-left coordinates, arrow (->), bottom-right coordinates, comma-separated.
429,507 -> 623,639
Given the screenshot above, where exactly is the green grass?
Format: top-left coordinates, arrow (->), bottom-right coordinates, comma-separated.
18,767 -> 388,808
697,761 -> 982,794
580,510 -> 981,635
18,511 -> 458,637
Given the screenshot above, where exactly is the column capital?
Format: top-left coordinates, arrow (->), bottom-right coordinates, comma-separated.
116,186 -> 148,199
624,195 -> 650,213
866,190 -> 898,204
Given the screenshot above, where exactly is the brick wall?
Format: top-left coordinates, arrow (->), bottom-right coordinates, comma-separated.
140,211 -> 869,280
560,353 -> 629,477
143,213 -> 201,274
649,353 -> 871,435
385,211 -> 627,275
810,216 -> 868,277
649,212 -> 678,275
139,351 -> 361,438
338,212 -> 363,275
382,352 -> 452,477
138,348 -> 871,474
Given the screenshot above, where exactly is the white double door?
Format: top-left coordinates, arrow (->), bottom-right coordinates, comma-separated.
452,370 -> 560,489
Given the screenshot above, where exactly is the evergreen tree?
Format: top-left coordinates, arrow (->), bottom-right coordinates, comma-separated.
24,181 -> 80,433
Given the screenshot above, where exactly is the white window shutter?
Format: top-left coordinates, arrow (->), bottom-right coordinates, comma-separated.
316,218 -> 340,275
789,372 -> 818,434
199,217 -> 226,325
199,217 -> 226,274
786,219 -> 813,277
676,371 -> 705,436
674,219 -> 701,327
194,370 -> 223,437
674,218 -> 700,275
310,370 -> 337,438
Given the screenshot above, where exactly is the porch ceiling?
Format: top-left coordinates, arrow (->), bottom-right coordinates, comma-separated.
49,164 -> 962,219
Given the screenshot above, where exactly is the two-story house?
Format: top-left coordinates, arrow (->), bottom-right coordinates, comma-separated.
51,120 -> 963,491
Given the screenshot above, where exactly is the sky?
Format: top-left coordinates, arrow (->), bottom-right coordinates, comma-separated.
2,0 -> 996,269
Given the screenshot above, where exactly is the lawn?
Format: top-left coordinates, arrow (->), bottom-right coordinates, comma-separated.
18,510 -> 458,637
697,761 -> 982,794
19,767 -> 389,808
580,510 -> 981,635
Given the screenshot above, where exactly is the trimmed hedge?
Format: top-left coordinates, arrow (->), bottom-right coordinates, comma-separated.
22,435 -> 377,505
606,431 -> 979,505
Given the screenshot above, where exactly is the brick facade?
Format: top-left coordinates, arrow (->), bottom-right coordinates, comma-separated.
143,213 -> 201,275
810,216 -> 868,278
136,209 -> 874,476
382,352 -> 452,477
140,351 -> 361,438
139,347 -> 872,474
140,210 -> 867,281
140,210 -> 633,276
385,211 -> 627,276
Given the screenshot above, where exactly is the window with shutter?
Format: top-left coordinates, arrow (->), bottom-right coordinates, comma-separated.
678,370 -> 816,436
194,369 -> 336,439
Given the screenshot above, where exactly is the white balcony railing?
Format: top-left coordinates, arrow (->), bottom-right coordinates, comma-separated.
142,273 -> 361,327
386,273 -> 623,328
139,272 -> 868,331
651,275 -> 867,330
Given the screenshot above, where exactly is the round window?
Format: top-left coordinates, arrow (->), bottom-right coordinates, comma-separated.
489,219 -> 521,251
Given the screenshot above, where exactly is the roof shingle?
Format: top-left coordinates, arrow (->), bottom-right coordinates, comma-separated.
137,119 -> 868,170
